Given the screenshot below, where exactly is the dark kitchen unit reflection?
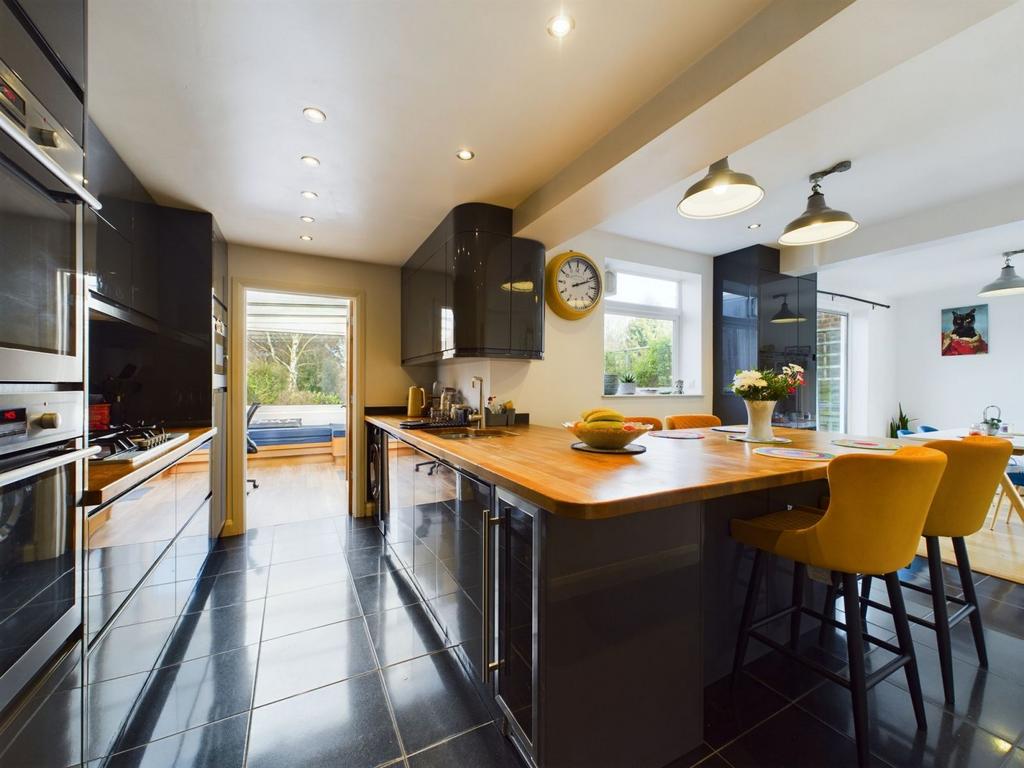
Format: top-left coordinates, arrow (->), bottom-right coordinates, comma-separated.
402,203 -> 545,364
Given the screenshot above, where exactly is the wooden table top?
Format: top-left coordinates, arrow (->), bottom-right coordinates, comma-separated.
85,427 -> 216,506
368,416 -> 916,520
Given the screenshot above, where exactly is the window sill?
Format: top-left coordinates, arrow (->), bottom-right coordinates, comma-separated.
602,393 -> 705,399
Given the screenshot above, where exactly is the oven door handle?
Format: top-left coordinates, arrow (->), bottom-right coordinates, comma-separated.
0,110 -> 102,211
0,446 -> 100,488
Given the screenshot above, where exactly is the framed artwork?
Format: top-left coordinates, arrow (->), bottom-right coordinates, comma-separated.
941,304 -> 988,356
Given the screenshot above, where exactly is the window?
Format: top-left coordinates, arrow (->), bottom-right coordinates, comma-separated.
604,267 -> 696,393
816,310 -> 847,431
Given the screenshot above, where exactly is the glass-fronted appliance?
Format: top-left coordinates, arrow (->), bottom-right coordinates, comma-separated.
0,391 -> 96,714
0,54 -> 99,383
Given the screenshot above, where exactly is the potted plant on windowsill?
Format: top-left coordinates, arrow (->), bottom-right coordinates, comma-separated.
617,372 -> 637,395
731,364 -> 805,441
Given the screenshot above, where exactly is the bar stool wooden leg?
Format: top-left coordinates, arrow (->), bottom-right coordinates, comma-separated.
732,549 -> 766,690
790,562 -> 806,651
859,574 -> 873,624
819,571 -> 838,646
841,572 -> 870,767
952,536 -> 988,668
926,536 -> 956,704
884,572 -> 927,731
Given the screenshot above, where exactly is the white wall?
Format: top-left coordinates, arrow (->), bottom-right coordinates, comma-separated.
434,230 -> 714,427
890,288 -> 1023,430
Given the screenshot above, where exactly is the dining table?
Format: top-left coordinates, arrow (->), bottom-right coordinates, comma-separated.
903,428 -> 1024,521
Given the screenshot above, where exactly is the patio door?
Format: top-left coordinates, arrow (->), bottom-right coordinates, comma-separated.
816,309 -> 848,432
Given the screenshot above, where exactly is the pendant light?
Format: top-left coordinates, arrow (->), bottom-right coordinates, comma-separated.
779,160 -> 858,246
978,249 -> 1024,297
676,157 -> 764,219
770,293 -> 806,324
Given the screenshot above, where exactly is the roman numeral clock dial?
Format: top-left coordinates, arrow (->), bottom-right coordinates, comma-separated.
544,251 -> 603,320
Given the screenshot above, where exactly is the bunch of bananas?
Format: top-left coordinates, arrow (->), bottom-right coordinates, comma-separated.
578,408 -> 627,431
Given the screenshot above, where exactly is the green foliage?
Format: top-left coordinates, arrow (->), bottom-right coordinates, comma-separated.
247,360 -> 287,404
604,316 -> 673,387
273,389 -> 342,405
618,371 -> 636,383
888,402 -> 916,438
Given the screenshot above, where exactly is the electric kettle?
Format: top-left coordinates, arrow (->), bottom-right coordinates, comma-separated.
407,387 -> 427,418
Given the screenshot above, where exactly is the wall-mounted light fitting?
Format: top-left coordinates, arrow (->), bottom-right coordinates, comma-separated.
779,160 -> 858,246
604,270 -> 618,297
978,249 -> 1024,297
677,157 -> 763,219
769,293 -> 806,324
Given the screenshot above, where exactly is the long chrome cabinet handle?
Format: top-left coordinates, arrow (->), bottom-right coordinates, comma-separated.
481,507 -> 502,682
0,445 -> 100,488
0,110 -> 102,210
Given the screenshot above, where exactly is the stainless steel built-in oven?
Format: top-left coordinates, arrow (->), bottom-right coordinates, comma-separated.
0,391 -> 96,714
0,55 -> 99,384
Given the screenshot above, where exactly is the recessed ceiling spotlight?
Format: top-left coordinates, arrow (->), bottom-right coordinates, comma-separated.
300,215 -> 315,223
301,155 -> 320,167
300,190 -> 318,199
300,235 -> 313,242
302,107 -> 326,123
547,14 -> 575,38
747,223 -> 761,230
456,149 -> 475,161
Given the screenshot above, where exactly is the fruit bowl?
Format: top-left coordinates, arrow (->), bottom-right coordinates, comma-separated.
563,420 -> 653,450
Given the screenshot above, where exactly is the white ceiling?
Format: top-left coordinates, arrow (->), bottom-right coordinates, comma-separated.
598,2 -> 1024,257
87,0 -> 770,265
817,220 -> 1024,301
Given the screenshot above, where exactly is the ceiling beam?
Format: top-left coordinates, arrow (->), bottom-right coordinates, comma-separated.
512,0 -> 1014,249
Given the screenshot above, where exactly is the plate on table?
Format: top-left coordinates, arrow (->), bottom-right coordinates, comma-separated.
571,441 -> 647,455
710,426 -> 747,433
728,435 -> 792,444
754,447 -> 835,461
649,430 -> 704,439
832,438 -> 900,451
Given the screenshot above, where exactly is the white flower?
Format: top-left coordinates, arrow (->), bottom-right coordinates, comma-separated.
750,377 -> 767,387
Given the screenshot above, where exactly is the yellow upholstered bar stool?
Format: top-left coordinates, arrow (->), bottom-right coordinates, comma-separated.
858,436 -> 1013,704
730,447 -> 947,767
665,413 -> 720,430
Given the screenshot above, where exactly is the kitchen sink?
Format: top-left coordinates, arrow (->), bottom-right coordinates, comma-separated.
433,427 -> 519,440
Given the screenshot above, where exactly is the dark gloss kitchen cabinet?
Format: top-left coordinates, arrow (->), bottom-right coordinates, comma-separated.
13,0 -> 86,92
402,203 -> 544,364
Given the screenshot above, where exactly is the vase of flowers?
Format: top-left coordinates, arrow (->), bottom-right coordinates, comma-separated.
731,364 -> 805,441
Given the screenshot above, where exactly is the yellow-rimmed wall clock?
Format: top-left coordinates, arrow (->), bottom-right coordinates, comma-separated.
545,251 -> 603,320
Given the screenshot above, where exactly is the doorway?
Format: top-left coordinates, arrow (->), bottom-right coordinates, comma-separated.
242,289 -> 351,529
816,309 -> 848,432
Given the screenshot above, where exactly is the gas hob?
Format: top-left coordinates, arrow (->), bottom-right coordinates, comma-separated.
90,425 -> 190,465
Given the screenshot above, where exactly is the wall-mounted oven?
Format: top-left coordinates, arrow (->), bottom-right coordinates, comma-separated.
0,390 -> 97,714
0,54 -> 99,384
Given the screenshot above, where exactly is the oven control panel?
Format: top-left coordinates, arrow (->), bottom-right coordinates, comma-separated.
0,392 -> 83,457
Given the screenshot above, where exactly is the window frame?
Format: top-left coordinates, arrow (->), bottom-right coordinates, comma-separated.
815,308 -> 848,432
604,271 -> 686,388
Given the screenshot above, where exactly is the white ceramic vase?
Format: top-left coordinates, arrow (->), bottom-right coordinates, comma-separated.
744,399 -> 777,442
618,382 -> 636,395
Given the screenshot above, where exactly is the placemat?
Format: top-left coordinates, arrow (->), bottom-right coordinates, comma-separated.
831,438 -> 900,451
753,447 -> 835,461
728,435 -> 793,445
570,442 -> 647,455
710,426 -> 748,433
649,431 -> 705,439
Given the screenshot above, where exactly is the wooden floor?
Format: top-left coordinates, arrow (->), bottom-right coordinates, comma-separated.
920,497 -> 1024,584
246,456 -> 347,530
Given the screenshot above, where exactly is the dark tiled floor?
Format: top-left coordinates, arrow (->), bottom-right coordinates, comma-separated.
3,517 -> 1024,768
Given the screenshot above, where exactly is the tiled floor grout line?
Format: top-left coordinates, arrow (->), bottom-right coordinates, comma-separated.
402,716 -> 495,759
240,525 -> 275,768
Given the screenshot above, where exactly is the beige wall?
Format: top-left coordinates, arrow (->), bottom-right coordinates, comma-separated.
434,230 -> 715,427
228,243 -> 413,406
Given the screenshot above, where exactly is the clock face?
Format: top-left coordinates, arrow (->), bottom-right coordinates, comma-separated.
555,256 -> 600,312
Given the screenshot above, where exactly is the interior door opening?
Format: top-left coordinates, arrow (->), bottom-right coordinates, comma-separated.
243,289 -> 351,529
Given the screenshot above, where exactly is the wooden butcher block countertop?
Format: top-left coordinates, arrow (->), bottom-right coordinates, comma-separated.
367,416 -> 910,520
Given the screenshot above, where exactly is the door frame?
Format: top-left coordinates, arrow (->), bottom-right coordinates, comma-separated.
224,277 -> 367,535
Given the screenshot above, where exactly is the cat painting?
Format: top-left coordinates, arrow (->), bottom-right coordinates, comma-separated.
941,304 -> 989,356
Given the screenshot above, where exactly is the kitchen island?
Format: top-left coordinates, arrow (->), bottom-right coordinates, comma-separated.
366,416 -> 880,768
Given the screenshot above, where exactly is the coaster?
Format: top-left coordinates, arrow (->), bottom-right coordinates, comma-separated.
649,430 -> 705,440
832,438 -> 900,451
753,447 -> 835,461
570,442 -> 647,455
728,435 -> 793,445
710,426 -> 748,433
